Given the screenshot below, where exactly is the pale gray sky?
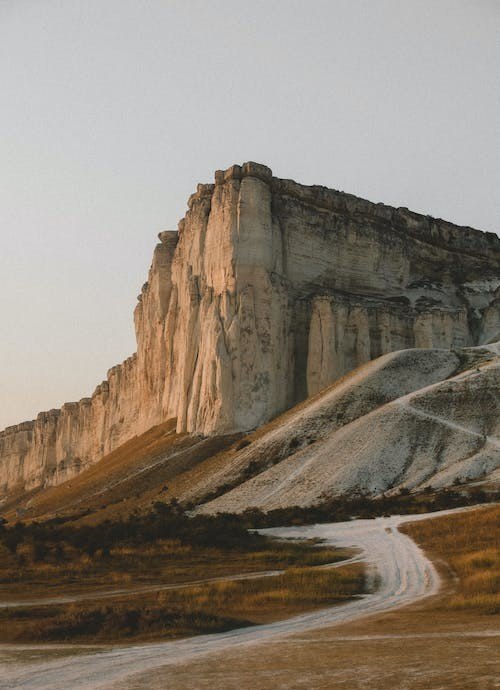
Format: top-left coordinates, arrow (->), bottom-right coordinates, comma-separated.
1,0 -> 499,429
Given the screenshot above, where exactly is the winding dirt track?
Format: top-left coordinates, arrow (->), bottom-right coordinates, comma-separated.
0,510 -> 458,690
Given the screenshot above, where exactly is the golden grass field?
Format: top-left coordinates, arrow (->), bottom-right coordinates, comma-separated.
114,505 -> 499,690
0,534 -> 349,595
0,563 -> 364,643
402,504 -> 500,614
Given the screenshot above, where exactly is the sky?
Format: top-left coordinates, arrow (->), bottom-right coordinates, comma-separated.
1,0 -> 499,430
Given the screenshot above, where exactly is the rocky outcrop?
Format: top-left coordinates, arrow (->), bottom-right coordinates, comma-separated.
1,162 -> 499,497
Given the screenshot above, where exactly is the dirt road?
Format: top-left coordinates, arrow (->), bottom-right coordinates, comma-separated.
0,510 -> 460,690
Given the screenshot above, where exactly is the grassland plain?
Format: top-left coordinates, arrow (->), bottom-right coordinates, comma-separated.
0,536 -> 348,596
0,564 -> 364,643
109,505 -> 500,690
0,503 -> 364,643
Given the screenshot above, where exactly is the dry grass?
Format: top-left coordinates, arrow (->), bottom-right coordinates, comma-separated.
3,421 -> 240,525
402,505 -> 500,614
64,506 -> 496,689
0,534 -> 350,599
155,564 -> 364,620
0,563 -> 365,643
134,508 -> 500,690
149,621 -> 499,690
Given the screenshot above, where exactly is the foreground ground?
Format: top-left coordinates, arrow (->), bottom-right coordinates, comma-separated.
0,506 -> 361,643
148,506 -> 498,690
144,607 -> 497,690
0,508 -> 454,688
1,505 -> 498,689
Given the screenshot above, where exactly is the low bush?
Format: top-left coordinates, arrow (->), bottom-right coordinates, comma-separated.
231,487 -> 499,529
0,563 -> 365,642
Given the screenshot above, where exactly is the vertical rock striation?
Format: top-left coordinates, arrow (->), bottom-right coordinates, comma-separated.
1,162 -> 499,496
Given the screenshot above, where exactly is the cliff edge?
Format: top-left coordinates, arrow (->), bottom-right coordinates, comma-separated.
1,162 -> 499,497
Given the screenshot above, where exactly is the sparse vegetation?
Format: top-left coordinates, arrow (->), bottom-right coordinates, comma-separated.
0,501 -> 347,592
0,564 -> 364,643
1,489 -> 496,644
0,498 -> 363,645
403,505 -> 500,615
226,487 -> 500,529
0,488 -> 496,592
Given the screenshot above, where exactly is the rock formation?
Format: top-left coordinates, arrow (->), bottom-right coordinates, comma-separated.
1,162 -> 499,497
194,344 -> 500,513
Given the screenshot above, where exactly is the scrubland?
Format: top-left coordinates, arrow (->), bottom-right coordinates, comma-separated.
0,564 -> 364,643
139,505 -> 499,690
0,501 -> 363,642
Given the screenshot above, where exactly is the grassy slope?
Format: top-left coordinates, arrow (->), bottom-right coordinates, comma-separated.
3,347 -> 497,528
2,421 -> 240,525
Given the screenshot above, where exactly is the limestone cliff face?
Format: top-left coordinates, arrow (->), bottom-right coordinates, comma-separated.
1,162 -> 499,497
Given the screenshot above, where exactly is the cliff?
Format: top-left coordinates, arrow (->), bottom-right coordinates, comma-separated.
1,162 -> 500,497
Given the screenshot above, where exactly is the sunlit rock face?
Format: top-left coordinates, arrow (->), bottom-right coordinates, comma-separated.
1,162 -> 499,496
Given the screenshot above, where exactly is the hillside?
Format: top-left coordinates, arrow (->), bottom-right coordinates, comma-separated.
2,162 -> 500,500
3,342 -> 498,523
196,343 -> 500,513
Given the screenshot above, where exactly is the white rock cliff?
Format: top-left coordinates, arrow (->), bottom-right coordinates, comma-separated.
1,162 -> 499,497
